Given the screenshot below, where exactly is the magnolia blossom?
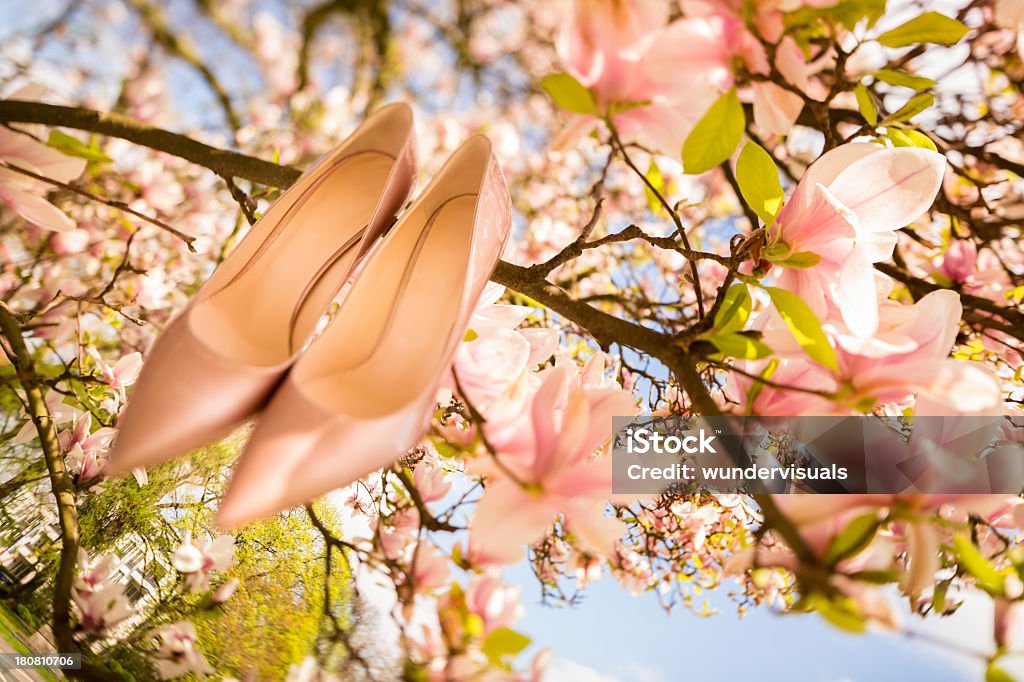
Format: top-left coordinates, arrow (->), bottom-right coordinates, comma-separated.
89,349 -> 142,400
464,570 -> 525,633
14,390 -> 78,443
151,621 -> 214,680
683,0 -> 839,43
448,283 -> 557,411
171,532 -> 235,592
413,460 -> 452,503
766,143 -> 946,339
414,543 -> 452,593
0,127 -> 86,232
739,290 -> 1003,415
72,550 -> 133,632
468,360 -> 636,563
555,0 -> 716,156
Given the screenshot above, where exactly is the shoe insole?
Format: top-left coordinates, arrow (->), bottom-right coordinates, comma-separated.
190,152 -> 395,367
298,194 -> 478,417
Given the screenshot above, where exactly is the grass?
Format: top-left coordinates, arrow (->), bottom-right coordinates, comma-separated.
0,602 -> 60,681
0,601 -> 31,636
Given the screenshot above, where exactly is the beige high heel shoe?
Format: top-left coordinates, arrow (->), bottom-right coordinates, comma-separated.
107,103 -> 417,475
215,136 -> 511,527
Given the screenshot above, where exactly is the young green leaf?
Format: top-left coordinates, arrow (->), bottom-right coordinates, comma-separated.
771,250 -> 822,269
682,88 -> 744,175
47,130 -> 112,164
901,129 -> 938,151
745,358 -> 778,413
884,92 -> 935,123
735,142 -> 784,226
763,286 -> 838,371
872,69 -> 937,91
953,534 -> 1005,594
877,12 -> 969,48
709,333 -> 773,360
645,160 -> 667,214
481,627 -> 532,666
540,72 -> 597,115
824,513 -> 880,565
854,83 -> 877,126
714,284 -> 753,335
887,129 -> 914,147
806,594 -> 868,634
985,663 -> 1016,682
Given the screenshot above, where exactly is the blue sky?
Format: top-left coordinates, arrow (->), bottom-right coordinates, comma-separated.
509,558 -> 996,682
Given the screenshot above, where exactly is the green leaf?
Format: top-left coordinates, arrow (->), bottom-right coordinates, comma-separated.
463,328 -> 479,342
828,0 -> 886,29
986,663 -> 1017,682
854,83 -> 877,126
872,69 -> 937,91
771,250 -> 821,269
714,284 -> 752,335
877,12 -> 969,48
745,359 -> 778,413
953,534 -> 1005,594
901,129 -> 938,151
645,161 -> 666,214
540,72 -> 596,115
762,286 -> 838,371
884,93 -> 935,123
887,129 -> 914,147
682,88 -> 744,175
786,0 -> 885,31
735,142 -> 784,226
481,627 -> 531,666
709,333 -> 772,360
47,130 -> 111,164
807,594 -> 867,633
824,513 -> 880,565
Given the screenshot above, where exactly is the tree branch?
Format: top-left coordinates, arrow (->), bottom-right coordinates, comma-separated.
0,100 -> 300,187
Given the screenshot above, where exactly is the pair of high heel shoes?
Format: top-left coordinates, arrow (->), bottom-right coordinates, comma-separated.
107,103 -> 510,527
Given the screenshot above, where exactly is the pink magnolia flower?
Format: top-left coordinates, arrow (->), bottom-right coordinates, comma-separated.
59,412 -> 115,458
171,532 -> 235,593
73,550 -> 133,632
766,143 -> 946,338
89,349 -> 142,399
447,283 -> 556,412
75,549 -> 119,594
151,621 -> 213,680
0,127 -> 86,232
73,583 -> 134,632
412,460 -> 451,503
464,570 -> 525,634
936,240 -> 1010,299
739,291 -> 1003,415
469,363 -> 636,563
409,543 -> 450,592
210,578 -> 240,604
15,391 -> 78,443
555,0 -> 718,156
683,0 -> 838,44
645,4 -> 825,136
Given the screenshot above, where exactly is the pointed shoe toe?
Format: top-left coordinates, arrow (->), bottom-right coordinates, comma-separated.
219,136 -> 512,524
108,103 -> 417,475
106,310 -> 289,475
